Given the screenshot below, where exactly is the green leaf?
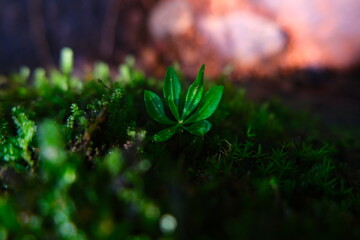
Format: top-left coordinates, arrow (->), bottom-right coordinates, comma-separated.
181,64 -> 205,120
153,125 -> 179,142
163,67 -> 181,120
184,86 -> 224,124
183,120 -> 212,136
144,90 -> 176,125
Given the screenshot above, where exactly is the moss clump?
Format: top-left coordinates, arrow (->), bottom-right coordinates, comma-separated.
0,49 -> 359,239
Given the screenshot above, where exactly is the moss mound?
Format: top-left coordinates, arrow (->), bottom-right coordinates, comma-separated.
0,51 -> 359,239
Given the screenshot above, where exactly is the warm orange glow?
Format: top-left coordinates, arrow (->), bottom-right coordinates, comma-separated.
149,0 -> 360,76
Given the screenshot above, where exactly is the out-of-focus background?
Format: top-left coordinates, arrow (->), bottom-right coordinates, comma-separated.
1,0 -> 360,125
2,0 -> 360,74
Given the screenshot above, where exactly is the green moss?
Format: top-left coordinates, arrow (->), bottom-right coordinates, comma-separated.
0,49 -> 359,239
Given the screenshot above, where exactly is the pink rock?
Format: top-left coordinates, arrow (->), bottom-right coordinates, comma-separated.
149,0 -> 194,39
149,0 -> 360,74
198,11 -> 286,66
255,0 -> 360,69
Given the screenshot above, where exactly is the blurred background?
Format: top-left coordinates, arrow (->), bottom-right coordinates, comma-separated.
1,0 -> 359,126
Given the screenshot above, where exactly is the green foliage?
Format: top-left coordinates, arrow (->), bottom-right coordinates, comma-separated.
0,106 -> 36,167
183,86 -> 224,124
0,48 -> 359,239
163,66 -> 181,119
144,65 -> 224,142
182,65 -> 204,119
144,90 -> 176,125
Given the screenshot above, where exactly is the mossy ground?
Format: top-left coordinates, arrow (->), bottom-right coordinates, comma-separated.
0,56 -> 359,239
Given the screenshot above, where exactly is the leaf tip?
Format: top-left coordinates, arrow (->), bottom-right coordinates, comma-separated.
144,89 -> 150,96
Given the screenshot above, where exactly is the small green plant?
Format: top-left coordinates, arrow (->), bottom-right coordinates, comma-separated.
144,65 -> 224,142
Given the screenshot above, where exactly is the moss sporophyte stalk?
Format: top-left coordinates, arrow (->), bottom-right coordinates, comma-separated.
144,65 -> 224,142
